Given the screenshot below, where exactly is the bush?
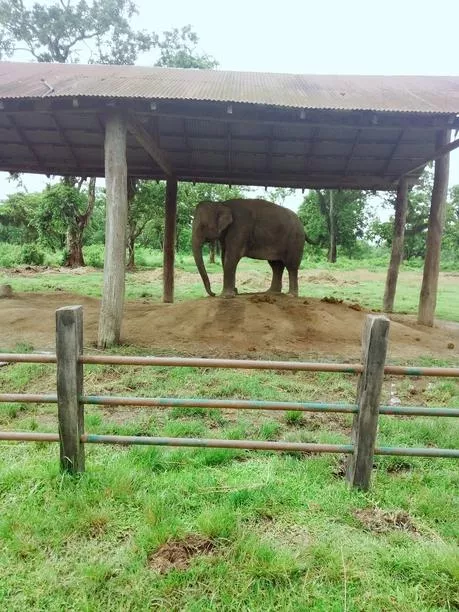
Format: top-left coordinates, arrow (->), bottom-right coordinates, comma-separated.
83,244 -> 105,268
20,243 -> 45,266
0,242 -> 22,267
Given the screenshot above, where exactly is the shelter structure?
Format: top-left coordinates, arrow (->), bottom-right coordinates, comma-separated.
0,62 -> 458,346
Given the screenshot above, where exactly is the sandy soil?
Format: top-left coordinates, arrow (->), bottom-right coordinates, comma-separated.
1,289 -> 458,361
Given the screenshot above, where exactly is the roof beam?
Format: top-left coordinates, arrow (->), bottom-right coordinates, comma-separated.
126,115 -> 174,176
344,129 -> 362,175
8,124 -> 442,148
183,118 -> 193,169
227,123 -> 232,175
0,162 -> 405,189
4,102 -> 453,131
49,114 -> 82,171
381,129 -> 405,176
401,135 -> 459,178
5,114 -> 45,169
304,127 -> 319,169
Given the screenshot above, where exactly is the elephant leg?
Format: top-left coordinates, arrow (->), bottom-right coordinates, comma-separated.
267,260 -> 284,293
221,245 -> 237,294
221,255 -> 240,298
287,268 -> 299,297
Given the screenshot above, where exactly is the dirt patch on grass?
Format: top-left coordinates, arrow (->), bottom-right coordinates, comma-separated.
257,521 -> 310,549
1,291 -> 458,361
148,535 -> 215,573
354,508 -> 420,534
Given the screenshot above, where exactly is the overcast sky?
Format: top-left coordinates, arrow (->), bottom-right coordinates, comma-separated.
0,0 -> 458,212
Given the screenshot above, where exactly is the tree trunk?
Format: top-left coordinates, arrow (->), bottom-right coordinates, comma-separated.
63,177 -> 97,268
327,190 -> 337,263
127,235 -> 135,270
65,227 -> 85,267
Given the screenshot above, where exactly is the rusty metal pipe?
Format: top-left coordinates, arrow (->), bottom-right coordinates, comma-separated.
80,355 -> 364,373
82,434 -> 354,453
1,393 -> 458,419
0,353 -> 56,364
0,393 -> 58,403
81,395 -> 358,413
1,432 -> 458,458
2,353 -> 459,378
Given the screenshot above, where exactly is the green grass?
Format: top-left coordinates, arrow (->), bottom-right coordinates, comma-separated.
2,254 -> 459,320
0,261 -> 458,610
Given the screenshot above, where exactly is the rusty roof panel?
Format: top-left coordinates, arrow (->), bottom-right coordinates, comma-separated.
0,61 -> 458,114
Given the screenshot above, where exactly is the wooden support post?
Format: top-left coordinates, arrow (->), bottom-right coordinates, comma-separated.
98,111 -> 128,347
346,315 -> 389,491
418,130 -> 451,326
383,178 -> 408,312
163,177 -> 178,303
56,306 -> 84,474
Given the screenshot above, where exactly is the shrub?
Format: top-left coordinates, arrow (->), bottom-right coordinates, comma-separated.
83,244 -> 105,268
20,243 -> 45,266
0,242 -> 22,267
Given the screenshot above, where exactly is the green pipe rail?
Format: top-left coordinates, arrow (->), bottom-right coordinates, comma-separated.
1,431 -> 458,458
1,393 -> 459,418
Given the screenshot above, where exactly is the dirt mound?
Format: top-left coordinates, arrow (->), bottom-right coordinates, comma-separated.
354,508 -> 420,534
148,535 -> 215,573
1,291 -> 458,360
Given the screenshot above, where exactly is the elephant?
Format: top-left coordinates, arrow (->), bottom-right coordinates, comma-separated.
192,198 -> 314,298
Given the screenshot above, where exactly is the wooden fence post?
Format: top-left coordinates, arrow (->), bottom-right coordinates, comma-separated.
346,315 -> 389,490
56,305 -> 85,474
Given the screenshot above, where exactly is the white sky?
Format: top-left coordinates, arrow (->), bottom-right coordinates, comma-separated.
1,0 -> 458,215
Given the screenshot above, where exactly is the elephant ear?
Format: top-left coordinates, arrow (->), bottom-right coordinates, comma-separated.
216,205 -> 233,234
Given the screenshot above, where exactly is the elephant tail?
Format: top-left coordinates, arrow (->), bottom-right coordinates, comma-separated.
304,230 -> 320,246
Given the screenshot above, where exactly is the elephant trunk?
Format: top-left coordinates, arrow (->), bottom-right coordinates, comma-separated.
192,234 -> 215,297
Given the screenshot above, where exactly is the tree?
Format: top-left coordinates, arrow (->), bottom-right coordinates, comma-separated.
441,184 -> 459,262
369,167 -> 434,260
0,191 -> 41,243
153,25 -> 218,70
0,0 -> 153,63
265,187 -> 295,207
126,180 -> 165,268
298,189 -> 368,262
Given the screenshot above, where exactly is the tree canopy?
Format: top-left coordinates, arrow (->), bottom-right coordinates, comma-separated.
298,189 -> 369,262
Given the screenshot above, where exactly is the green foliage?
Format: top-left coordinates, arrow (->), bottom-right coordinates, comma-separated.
83,244 -> 105,268
0,0 -> 153,64
370,168 -> 459,264
0,192 -> 41,244
35,183 -> 87,251
298,189 -> 369,259
153,25 -> 218,69
19,243 -> 44,266
442,184 -> 459,264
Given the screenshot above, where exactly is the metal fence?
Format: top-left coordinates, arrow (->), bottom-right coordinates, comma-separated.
0,306 -> 458,491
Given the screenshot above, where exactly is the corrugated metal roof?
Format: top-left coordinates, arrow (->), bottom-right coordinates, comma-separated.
0,61 -> 458,114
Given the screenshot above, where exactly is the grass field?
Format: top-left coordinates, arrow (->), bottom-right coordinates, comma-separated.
2,254 -> 459,321
0,260 -> 458,611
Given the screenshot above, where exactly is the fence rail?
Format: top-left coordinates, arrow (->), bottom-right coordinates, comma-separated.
0,306 -> 458,491
3,352 -> 459,378
1,393 -> 459,418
